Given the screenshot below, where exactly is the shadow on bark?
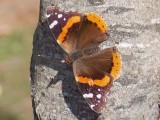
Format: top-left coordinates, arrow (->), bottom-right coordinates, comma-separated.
30,20 -> 101,119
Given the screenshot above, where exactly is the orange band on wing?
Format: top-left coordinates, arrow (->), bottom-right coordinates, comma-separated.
75,75 -> 111,87
111,50 -> 122,80
86,12 -> 108,33
57,16 -> 80,44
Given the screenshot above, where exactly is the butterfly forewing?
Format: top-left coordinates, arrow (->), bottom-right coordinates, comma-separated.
47,6 -> 82,53
76,13 -> 109,50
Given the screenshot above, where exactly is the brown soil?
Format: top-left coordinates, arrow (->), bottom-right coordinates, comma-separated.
0,0 -> 39,36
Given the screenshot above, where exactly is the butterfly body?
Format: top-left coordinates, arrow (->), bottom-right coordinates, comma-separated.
65,45 -> 100,63
47,6 -> 122,113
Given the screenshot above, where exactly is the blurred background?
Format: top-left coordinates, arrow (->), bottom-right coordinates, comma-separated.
0,0 -> 39,120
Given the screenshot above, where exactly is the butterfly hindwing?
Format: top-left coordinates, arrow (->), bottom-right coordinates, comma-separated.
78,77 -> 113,113
74,47 -> 122,81
73,47 -> 121,112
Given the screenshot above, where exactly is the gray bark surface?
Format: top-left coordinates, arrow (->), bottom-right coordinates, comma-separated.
30,0 -> 160,120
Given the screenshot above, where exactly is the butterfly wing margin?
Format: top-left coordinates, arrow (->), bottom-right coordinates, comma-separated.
76,12 -> 109,50
47,7 -> 110,54
73,57 -> 113,113
77,77 -> 113,113
47,6 -> 83,53
73,47 -> 122,112
82,46 -> 122,80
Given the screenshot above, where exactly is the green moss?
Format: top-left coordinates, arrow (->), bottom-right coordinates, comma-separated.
0,27 -> 35,120
0,28 -> 33,61
0,108 -> 18,120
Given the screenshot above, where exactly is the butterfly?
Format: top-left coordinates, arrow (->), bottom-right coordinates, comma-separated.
46,6 -> 122,113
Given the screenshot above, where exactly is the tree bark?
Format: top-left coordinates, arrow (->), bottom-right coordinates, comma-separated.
30,0 -> 160,120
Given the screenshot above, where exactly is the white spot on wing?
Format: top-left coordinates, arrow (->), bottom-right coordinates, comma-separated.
63,18 -> 66,21
106,92 -> 109,97
96,94 -> 102,99
90,104 -> 95,109
49,20 -> 58,29
83,93 -> 93,98
46,14 -> 50,18
55,13 -> 57,15
98,89 -> 100,91
58,14 -> 63,18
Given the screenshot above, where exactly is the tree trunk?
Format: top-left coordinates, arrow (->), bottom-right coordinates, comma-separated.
30,0 -> 160,120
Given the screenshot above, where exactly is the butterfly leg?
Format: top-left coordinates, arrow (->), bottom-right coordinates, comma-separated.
61,55 -> 73,64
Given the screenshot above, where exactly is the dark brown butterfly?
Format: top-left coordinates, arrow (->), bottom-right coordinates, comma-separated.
47,6 -> 122,113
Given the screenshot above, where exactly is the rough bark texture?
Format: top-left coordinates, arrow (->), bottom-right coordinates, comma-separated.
30,0 -> 160,120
